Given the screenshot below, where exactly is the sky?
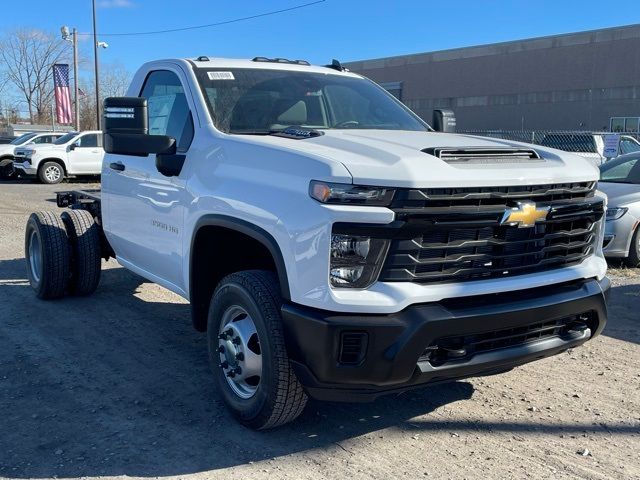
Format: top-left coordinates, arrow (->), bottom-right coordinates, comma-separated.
2,0 -> 640,77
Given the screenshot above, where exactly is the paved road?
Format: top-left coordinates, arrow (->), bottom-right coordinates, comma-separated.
0,180 -> 639,479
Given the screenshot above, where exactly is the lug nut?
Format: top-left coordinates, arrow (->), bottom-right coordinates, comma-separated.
235,352 -> 244,361
218,333 -> 227,340
219,361 -> 229,369
225,329 -> 233,336
227,371 -> 236,378
218,345 -> 225,353
234,367 -> 242,375
232,337 -> 241,345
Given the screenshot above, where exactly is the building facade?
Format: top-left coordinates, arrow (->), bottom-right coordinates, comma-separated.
345,24 -> 640,132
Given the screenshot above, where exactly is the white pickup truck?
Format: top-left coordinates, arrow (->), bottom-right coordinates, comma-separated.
13,130 -> 104,184
24,56 -> 610,429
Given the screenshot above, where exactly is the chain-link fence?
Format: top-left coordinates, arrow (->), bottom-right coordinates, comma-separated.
459,130 -> 640,165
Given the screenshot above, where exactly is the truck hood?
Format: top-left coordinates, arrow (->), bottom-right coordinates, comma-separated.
243,130 -> 600,188
0,144 -> 15,156
30,144 -> 67,155
598,181 -> 640,207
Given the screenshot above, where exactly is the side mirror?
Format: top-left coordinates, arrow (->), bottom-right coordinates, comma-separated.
432,109 -> 457,133
68,143 -> 76,151
103,97 -> 176,156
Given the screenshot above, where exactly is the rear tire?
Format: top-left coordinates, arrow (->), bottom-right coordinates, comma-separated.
25,212 -> 70,299
207,270 -> 308,429
61,210 -> 102,295
624,227 -> 640,268
38,161 -> 64,184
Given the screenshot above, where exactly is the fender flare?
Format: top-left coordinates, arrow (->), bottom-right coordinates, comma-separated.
189,214 -> 291,301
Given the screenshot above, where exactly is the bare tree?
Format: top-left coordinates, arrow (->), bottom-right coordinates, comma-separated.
79,62 -> 132,130
0,29 -> 68,124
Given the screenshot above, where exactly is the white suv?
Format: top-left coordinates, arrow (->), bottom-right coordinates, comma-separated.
13,131 -> 104,184
0,132 -> 66,179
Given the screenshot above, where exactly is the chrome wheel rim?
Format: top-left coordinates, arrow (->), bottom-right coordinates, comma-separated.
218,305 -> 262,399
44,165 -> 61,182
28,230 -> 42,283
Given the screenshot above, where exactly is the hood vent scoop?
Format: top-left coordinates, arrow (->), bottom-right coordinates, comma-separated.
423,147 -> 542,165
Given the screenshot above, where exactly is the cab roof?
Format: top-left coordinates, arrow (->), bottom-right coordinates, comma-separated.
182,56 -> 363,78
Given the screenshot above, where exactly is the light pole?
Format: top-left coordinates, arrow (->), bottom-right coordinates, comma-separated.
61,26 -> 80,131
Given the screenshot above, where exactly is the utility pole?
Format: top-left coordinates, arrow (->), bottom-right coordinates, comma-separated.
72,28 -> 79,131
92,0 -> 101,130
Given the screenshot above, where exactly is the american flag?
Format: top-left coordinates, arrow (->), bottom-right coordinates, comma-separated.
53,64 -> 73,125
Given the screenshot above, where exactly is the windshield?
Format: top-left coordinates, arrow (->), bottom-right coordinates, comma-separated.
10,133 -> 37,145
600,155 -> 640,184
195,68 -> 428,134
53,132 -> 79,145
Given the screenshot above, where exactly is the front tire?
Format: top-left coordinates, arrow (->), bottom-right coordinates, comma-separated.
624,226 -> 640,268
25,212 -> 70,299
0,160 -> 15,179
207,270 -> 308,429
38,161 -> 64,184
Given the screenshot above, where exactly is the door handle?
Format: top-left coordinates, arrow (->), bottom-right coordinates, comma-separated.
109,162 -> 125,172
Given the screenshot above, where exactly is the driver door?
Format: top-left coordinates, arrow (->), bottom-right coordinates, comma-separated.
103,68 -> 194,294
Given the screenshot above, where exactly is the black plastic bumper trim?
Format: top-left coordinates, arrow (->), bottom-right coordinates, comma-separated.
281,277 -> 609,402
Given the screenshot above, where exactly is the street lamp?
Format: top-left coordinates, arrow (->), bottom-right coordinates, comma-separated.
61,26 -> 80,131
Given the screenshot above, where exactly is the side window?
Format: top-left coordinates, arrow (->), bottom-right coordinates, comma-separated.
76,134 -> 99,148
620,139 -> 640,155
140,70 -> 194,152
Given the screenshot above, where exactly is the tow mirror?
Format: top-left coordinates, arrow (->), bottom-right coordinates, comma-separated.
103,97 -> 176,157
433,109 -> 457,133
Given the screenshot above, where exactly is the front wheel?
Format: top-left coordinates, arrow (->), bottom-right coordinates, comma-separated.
624,227 -> 640,268
207,270 -> 307,429
38,162 -> 64,184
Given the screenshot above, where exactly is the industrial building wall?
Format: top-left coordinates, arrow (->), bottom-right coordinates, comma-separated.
345,24 -> 640,131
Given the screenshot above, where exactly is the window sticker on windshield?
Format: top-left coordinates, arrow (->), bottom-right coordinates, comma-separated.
207,71 -> 235,81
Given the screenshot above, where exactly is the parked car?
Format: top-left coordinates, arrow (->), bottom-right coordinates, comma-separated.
599,152 -> 640,266
24,56 -> 609,429
540,133 -> 640,166
13,131 -> 104,184
0,132 -> 66,179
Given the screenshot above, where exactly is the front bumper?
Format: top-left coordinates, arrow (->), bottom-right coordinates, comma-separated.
282,277 -> 609,402
13,161 -> 36,176
603,215 -> 638,258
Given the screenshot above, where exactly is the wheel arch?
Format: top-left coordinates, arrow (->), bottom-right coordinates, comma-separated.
38,158 -> 67,174
189,214 -> 291,331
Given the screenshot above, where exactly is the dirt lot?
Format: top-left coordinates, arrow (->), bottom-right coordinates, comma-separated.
0,180 -> 639,480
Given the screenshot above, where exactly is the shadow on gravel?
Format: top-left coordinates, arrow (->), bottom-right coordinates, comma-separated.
602,284 -> 640,345
0,256 -> 636,478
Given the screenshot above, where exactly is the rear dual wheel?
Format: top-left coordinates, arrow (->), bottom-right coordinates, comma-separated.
25,210 -> 101,299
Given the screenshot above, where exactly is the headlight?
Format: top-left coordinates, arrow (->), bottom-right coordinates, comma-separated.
606,207 -> 628,221
330,234 -> 389,288
310,181 -> 395,206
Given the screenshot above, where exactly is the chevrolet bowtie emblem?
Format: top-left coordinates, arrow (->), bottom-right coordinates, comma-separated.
500,201 -> 550,228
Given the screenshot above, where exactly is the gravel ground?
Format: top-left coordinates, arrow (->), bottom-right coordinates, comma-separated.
0,180 -> 639,480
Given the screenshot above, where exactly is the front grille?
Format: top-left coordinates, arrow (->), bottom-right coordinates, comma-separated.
379,182 -> 602,284
420,311 -> 595,366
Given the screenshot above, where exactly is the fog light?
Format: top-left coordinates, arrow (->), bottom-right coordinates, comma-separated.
330,234 -> 388,288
